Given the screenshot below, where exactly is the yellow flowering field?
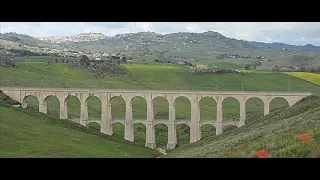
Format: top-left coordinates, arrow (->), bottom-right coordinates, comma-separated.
284,72 -> 320,86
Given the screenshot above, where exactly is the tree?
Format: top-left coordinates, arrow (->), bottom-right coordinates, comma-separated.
79,55 -> 90,65
121,56 -> 127,62
244,64 -> 250,70
272,65 -> 280,72
310,68 -> 316,73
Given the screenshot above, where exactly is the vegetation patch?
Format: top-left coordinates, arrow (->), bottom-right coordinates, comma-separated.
163,95 -> 320,158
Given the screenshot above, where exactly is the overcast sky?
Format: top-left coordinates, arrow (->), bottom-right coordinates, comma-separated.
1,22 -> 320,46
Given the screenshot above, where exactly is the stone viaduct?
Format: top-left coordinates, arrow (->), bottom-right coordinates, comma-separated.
0,87 -> 312,149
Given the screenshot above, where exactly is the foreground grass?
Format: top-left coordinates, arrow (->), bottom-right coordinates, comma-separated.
164,96 -> 320,158
0,104 -> 160,158
284,72 -> 320,86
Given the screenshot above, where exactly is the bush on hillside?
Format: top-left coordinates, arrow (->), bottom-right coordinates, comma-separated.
0,51 -> 16,67
79,55 -> 90,66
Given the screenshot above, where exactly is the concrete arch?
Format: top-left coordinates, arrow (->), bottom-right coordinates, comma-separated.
85,95 -> 102,119
154,122 -> 169,127
198,95 -> 217,103
153,96 -> 169,120
176,121 -> 190,127
245,97 -> 264,123
200,124 -> 216,139
222,96 -> 240,122
130,95 -> 146,104
176,123 -> 190,145
221,95 -> 241,105
84,94 -> 102,104
269,97 -> 289,112
130,96 -> 147,120
172,95 -> 192,103
111,120 -> 125,126
199,96 -> 217,121
152,94 -> 167,101
132,122 -> 146,145
64,95 -> 81,120
22,95 -> 39,109
43,95 -> 60,117
174,96 -> 191,121
244,96 -> 264,105
109,96 -> 126,120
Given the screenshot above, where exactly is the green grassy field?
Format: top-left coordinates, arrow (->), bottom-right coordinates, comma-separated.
164,95 -> 320,158
1,58 -> 320,148
0,93 -> 160,158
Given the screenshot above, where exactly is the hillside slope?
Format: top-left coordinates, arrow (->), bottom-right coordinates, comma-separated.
59,31 -> 320,70
164,95 -> 320,158
0,91 -> 160,158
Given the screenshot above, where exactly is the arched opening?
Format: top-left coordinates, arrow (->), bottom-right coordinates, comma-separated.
155,123 -> 168,148
65,95 -> 81,122
222,97 -> 240,122
153,96 -> 169,120
176,124 -> 190,145
22,95 -> 39,111
223,124 -> 238,133
174,96 -> 191,121
269,97 -> 289,112
131,96 -> 147,120
133,123 -> 146,146
43,95 -> 60,117
110,96 -> 126,120
199,97 -> 217,121
112,122 -> 125,139
86,96 -> 101,120
200,124 -> 216,139
86,122 -> 101,132
245,97 -> 264,123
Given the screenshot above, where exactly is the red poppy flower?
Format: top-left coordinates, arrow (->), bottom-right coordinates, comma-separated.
256,149 -> 268,158
299,133 -> 312,143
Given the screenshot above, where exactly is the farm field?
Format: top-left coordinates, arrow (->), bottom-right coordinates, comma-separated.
284,72 -> 320,86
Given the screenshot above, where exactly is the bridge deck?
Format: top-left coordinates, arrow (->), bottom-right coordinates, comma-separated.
0,87 -> 312,96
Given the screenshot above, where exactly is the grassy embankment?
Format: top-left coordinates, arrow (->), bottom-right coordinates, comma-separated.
0,91 -> 160,158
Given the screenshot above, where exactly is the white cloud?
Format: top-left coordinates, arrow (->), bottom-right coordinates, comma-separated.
1,22 -> 320,45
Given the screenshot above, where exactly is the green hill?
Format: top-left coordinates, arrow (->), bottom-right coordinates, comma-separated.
164,95 -> 320,158
0,91 -> 160,158
1,59 -> 320,148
